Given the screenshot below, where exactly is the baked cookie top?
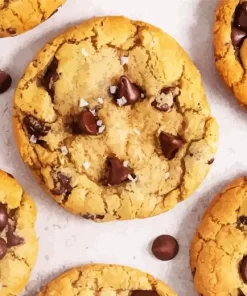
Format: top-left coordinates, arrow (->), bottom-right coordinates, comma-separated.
37,264 -> 176,296
13,16 -> 218,222
190,177 -> 247,296
0,169 -> 38,296
214,0 -> 247,107
0,0 -> 65,37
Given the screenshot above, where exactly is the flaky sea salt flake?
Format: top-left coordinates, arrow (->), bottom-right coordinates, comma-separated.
110,86 -> 118,94
89,109 -> 96,116
133,128 -> 140,136
141,93 -> 145,99
79,98 -> 89,108
164,172 -> 170,180
61,146 -> 68,155
98,97 -> 104,104
30,135 -> 37,144
120,56 -> 129,65
128,174 -> 137,182
117,96 -> 127,106
123,160 -> 129,167
81,48 -> 89,57
98,125 -> 105,133
97,120 -> 103,127
83,161 -> 91,170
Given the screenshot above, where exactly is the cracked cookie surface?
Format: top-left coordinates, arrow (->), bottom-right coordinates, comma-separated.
214,0 -> 247,108
190,177 -> 247,296
13,16 -> 218,222
0,169 -> 38,295
0,0 -> 65,37
37,264 -> 177,296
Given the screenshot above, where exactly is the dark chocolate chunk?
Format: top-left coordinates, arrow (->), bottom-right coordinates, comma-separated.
23,115 -> 50,138
0,70 -> 12,94
6,224 -> 24,247
41,57 -> 59,98
132,291 -> 159,296
77,111 -> 98,135
151,235 -> 179,261
0,204 -> 8,232
231,27 -> 247,48
51,173 -> 72,196
6,28 -> 16,35
240,255 -> 247,283
235,2 -> 247,31
106,156 -> 133,185
159,132 -> 183,160
0,238 -> 7,260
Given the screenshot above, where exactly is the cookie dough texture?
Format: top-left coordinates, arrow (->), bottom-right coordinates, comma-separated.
0,0 -> 65,37
190,177 -> 247,296
0,170 -> 38,296
37,264 -> 177,296
214,0 -> 247,107
13,16 -> 218,222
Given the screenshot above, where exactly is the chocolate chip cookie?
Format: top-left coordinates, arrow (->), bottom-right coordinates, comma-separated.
37,264 -> 177,296
0,169 -> 38,295
190,177 -> 247,296
214,0 -> 247,108
0,0 -> 65,37
13,16 -> 218,222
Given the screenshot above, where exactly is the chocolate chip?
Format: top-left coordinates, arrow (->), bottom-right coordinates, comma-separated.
6,224 -> 24,247
41,57 -> 59,98
0,204 -> 8,232
6,28 -> 16,35
132,291 -> 159,296
231,27 -> 247,48
23,115 -> 50,138
207,158 -> 215,165
240,255 -> 247,283
77,111 -> 98,135
0,238 -> 7,260
114,76 -> 142,106
152,235 -> 179,261
152,87 -> 179,112
159,132 -> 183,160
82,213 -> 105,220
239,216 -> 247,225
235,2 -> 247,30
0,70 -> 12,94
7,172 -> 14,179
106,156 -> 133,185
51,173 -> 72,196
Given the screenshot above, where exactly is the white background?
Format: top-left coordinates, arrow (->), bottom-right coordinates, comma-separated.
0,0 -> 245,295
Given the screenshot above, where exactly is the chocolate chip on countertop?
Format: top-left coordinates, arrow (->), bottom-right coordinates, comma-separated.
240,255 -> 247,283
41,57 -> 59,98
0,238 -> 7,260
231,27 -> 247,48
6,224 -> 24,247
23,115 -> 50,138
159,132 -> 183,160
106,156 -> 134,186
151,235 -> 179,261
132,291 -> 159,296
51,173 -> 72,196
78,110 -> 98,135
152,87 -> 179,112
0,204 -> 8,232
0,70 -> 12,94
114,76 -> 142,106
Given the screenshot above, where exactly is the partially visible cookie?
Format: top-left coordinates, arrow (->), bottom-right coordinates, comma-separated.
0,170 -> 38,295
0,0 -> 65,37
37,264 -> 177,296
190,177 -> 247,296
214,0 -> 247,108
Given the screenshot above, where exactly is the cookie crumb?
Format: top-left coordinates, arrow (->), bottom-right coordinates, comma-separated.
164,172 -> 170,180
98,97 -> 104,104
117,97 -> 127,106
97,120 -> 103,127
81,48 -> 89,57
123,160 -> 129,167
79,99 -> 89,108
110,86 -> 118,94
98,125 -> 105,133
83,161 -> 90,170
60,146 -> 68,155
30,135 -> 37,144
133,128 -> 140,136
120,56 -> 129,65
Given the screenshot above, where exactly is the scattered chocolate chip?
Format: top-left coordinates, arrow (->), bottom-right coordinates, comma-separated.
106,156 -> 133,186
0,204 -> 8,232
51,173 -> 72,196
159,132 -> 183,160
41,57 -> 59,98
152,235 -> 179,261
114,76 -> 142,106
239,216 -> 247,225
207,158 -> 215,165
0,70 -> 12,94
6,28 -> 16,35
231,27 -> 247,48
0,238 -> 7,260
152,87 -> 179,112
6,224 -> 24,247
23,115 -> 50,138
240,255 -> 247,283
77,111 -> 98,135
82,213 -> 105,220
132,291 -> 159,296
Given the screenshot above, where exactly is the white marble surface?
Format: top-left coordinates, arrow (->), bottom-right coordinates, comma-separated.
0,0 -> 245,295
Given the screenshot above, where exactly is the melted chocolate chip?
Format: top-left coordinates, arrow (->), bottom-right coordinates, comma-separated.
0,70 -> 12,94
115,76 -> 142,106
231,27 -> 247,48
232,2 -> 247,49
6,224 -> 24,247
51,173 -> 72,196
239,216 -> 247,225
0,204 -> 8,232
6,28 -> 16,35
23,115 -> 50,138
0,238 -> 7,260
240,255 -> 247,283
151,235 -> 179,261
106,156 -> 133,186
77,111 -> 98,135
159,132 -> 183,160
152,87 -> 179,112
41,57 -> 59,98
132,291 -> 159,296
